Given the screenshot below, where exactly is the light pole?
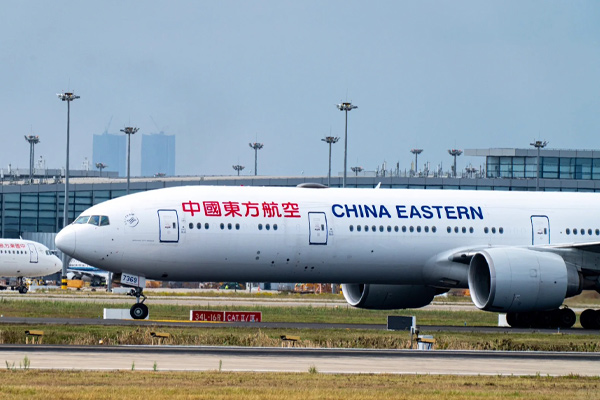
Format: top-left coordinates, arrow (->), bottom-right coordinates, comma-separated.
321,136 -> 339,187
410,149 -> 423,177
24,135 -> 40,184
95,162 -> 107,177
232,165 -> 245,176
337,102 -> 357,188
249,142 -> 263,176
57,91 -> 80,290
448,149 -> 463,178
121,127 -> 139,194
351,166 -> 364,177
530,140 -> 548,191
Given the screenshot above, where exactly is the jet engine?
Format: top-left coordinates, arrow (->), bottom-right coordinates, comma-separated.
341,284 -> 439,309
468,247 -> 581,313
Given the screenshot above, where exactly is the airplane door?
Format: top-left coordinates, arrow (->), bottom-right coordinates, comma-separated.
28,244 -> 38,263
158,210 -> 179,243
531,215 -> 550,245
308,212 -> 328,245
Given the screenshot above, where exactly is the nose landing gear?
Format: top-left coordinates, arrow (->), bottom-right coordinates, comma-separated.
127,287 -> 148,319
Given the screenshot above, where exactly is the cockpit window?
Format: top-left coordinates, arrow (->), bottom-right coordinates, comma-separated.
100,216 -> 110,226
88,216 -> 100,226
75,216 -> 90,224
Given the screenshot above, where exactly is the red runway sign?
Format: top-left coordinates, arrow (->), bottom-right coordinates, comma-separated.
190,310 -> 262,323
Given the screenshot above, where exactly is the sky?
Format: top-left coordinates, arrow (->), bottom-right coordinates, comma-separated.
1,1 -> 599,177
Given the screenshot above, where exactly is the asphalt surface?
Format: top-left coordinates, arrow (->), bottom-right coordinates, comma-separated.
0,316 -> 598,335
0,345 -> 598,375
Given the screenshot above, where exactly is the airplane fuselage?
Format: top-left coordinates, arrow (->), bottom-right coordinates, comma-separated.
55,186 -> 600,285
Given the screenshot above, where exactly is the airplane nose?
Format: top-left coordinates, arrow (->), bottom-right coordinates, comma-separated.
55,226 -> 76,256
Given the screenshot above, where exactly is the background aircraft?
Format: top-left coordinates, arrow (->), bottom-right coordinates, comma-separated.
0,238 -> 62,293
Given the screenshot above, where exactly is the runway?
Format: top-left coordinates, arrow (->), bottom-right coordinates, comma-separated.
0,316 -> 597,335
0,345 -> 597,375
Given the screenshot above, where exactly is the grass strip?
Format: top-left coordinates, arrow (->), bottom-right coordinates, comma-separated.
1,325 -> 600,351
0,370 -> 597,399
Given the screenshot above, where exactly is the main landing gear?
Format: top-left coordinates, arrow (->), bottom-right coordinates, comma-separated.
127,287 -> 148,319
11,277 -> 28,294
506,307 -> 576,329
579,309 -> 600,330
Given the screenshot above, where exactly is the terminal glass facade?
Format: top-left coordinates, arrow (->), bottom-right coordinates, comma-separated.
487,156 -> 600,180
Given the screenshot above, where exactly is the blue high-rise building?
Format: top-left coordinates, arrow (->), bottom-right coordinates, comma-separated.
92,133 -> 126,176
141,133 -> 175,177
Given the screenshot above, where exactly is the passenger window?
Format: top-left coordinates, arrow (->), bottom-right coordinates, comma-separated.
402,226 -> 407,233
447,226 -> 451,233
100,216 -> 110,226
424,226 -> 429,233
581,229 -> 585,235
470,227 -> 474,234
432,226 -> 437,233
409,226 -> 414,233
357,225 -> 362,232
197,223 -> 202,229
484,227 -> 489,234
573,229 -> 578,235
273,224 -> 277,231
258,224 -> 263,230
454,227 -> 459,233
372,225 -> 376,232
220,223 -> 225,230
492,227 -> 496,234
228,223 -> 232,230
75,216 -> 90,224
387,226 -> 392,232
596,229 -> 599,236
349,225 -> 354,232
499,227 -> 504,234
394,226 -> 399,232
461,227 -> 466,233
364,225 -> 369,232
417,226 -> 421,233
379,226 -> 384,232
589,229 -> 593,236
566,228 -> 570,235
236,223 -> 240,230
189,223 -> 194,229
205,223 -> 209,230
266,224 -> 270,231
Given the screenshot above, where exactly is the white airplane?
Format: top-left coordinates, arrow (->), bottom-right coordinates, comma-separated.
67,259 -> 109,287
0,238 -> 62,293
55,185 -> 600,328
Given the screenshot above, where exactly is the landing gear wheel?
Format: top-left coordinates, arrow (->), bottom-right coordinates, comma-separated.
580,309 -> 600,330
18,286 -> 28,294
130,303 -> 149,320
556,308 -> 576,329
506,312 -> 518,327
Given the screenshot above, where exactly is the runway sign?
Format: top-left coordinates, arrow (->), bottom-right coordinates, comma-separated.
190,310 -> 262,322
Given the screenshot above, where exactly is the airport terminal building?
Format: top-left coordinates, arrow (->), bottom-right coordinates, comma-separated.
4,147 -> 600,240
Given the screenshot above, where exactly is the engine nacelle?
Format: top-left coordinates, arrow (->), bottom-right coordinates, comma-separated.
341,283 -> 438,310
468,248 -> 580,313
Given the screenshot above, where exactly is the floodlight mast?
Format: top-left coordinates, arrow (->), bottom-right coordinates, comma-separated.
121,127 -> 139,195
321,136 -> 339,187
448,149 -> 463,178
530,140 -> 548,191
410,149 -> 423,176
337,102 -> 357,188
351,166 -> 364,177
56,91 -> 80,290
24,135 -> 40,184
232,165 -> 245,176
95,162 -> 107,177
249,142 -> 264,176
